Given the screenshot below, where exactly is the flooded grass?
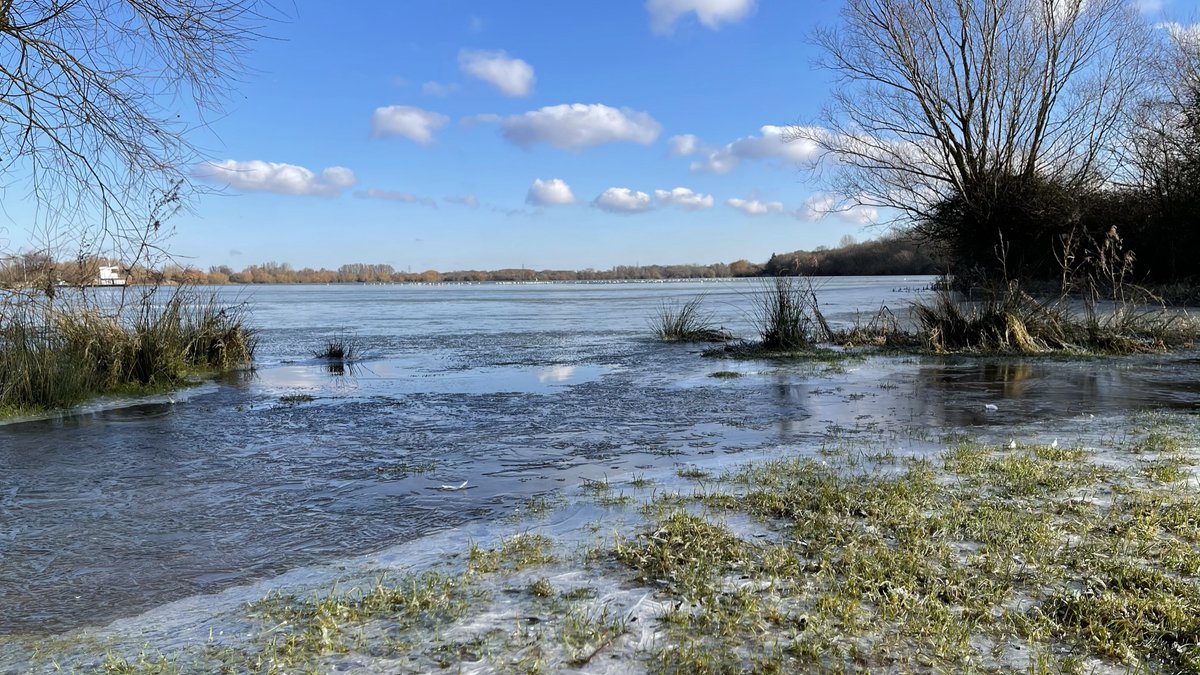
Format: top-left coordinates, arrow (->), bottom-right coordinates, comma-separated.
23,417 -> 1200,674
708,370 -> 742,379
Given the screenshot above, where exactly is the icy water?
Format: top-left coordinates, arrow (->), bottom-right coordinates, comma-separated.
2,277 -> 1200,642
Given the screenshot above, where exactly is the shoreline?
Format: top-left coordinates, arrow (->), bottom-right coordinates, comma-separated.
6,405 -> 1194,673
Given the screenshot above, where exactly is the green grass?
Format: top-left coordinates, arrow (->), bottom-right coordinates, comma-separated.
709,370 -> 742,379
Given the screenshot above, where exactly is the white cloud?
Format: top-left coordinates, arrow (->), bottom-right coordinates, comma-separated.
526,178 -> 577,206
667,134 -> 701,157
1138,0 -> 1165,13
354,188 -> 437,207
421,81 -> 460,97
493,104 -> 662,150
799,193 -> 879,225
690,125 -> 822,173
370,105 -> 450,144
655,187 -> 713,210
646,0 -> 756,34
445,194 -> 480,208
195,160 -> 356,197
594,187 -> 653,213
727,196 -> 783,215
459,49 -> 535,97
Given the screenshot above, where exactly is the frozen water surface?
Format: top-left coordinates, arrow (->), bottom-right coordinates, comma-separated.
2,277 -> 1200,664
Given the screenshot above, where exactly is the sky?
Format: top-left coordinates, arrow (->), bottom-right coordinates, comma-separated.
8,0 -> 1200,272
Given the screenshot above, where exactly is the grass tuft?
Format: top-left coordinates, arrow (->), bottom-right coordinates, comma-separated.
313,331 -> 357,360
753,277 -> 831,350
652,297 -> 732,342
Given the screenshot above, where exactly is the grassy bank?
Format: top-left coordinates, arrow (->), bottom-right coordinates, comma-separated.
54,414 -> 1200,674
0,290 -> 254,415
664,277 -> 1200,358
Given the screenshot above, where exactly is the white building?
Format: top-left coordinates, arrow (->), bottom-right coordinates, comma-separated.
96,266 -> 126,286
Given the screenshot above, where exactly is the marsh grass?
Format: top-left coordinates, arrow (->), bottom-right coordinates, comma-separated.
753,276 -> 831,350
0,288 -> 254,413
913,283 -> 1200,354
652,297 -> 732,342
835,303 -> 923,349
313,330 -> 357,360
912,283 -> 1074,353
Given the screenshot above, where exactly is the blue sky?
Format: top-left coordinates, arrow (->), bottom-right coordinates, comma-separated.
10,0 -> 1199,272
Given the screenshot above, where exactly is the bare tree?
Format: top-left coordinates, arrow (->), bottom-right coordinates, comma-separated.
1129,25 -> 1200,203
0,0 -> 270,284
796,0 -> 1152,232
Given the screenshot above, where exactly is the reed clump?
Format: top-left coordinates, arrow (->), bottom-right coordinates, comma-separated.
313,331 -> 358,360
0,290 -> 254,414
754,277 -> 831,350
652,297 -> 732,342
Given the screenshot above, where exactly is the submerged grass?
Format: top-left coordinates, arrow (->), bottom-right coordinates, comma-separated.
0,288 -> 254,414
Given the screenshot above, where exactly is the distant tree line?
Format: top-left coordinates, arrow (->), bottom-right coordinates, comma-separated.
0,233 -> 941,288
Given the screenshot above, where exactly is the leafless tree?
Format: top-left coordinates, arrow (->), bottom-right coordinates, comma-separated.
0,0 -> 271,283
796,0 -> 1152,227
1128,24 -> 1200,202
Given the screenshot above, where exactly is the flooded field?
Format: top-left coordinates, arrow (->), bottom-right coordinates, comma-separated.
2,277 -> 1200,671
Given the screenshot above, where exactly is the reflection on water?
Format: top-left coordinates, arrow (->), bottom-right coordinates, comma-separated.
2,278 -> 1199,639
537,365 -> 577,383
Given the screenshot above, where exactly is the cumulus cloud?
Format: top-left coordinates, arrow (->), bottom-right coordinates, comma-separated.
647,0 -> 756,34
421,81 -> 460,97
594,187 -> 653,213
526,178 -> 577,206
690,125 -> 822,173
445,194 -> 480,208
667,134 -> 701,157
195,160 -> 357,197
727,196 -> 783,215
491,104 -> 662,150
655,187 -> 714,210
370,105 -> 450,144
354,188 -> 437,208
459,49 -> 535,96
799,193 -> 878,225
